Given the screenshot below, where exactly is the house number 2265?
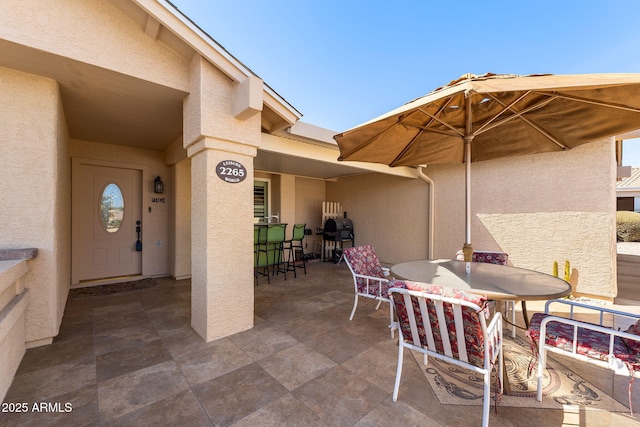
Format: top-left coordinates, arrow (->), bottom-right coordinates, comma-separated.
216,160 -> 247,183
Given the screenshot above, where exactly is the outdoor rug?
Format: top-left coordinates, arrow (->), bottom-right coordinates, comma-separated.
70,278 -> 158,300
414,335 -> 628,411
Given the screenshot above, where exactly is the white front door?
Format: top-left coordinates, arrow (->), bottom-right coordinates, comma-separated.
72,163 -> 142,285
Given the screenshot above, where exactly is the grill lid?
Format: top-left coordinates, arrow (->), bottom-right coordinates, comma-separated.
324,218 -> 353,232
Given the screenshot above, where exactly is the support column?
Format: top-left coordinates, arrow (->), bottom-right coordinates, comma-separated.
187,138 -> 256,341
184,55 -> 263,342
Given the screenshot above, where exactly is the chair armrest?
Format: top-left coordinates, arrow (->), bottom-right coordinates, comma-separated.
544,298 -> 640,327
353,273 -> 389,298
353,273 -> 388,283
540,315 -> 636,341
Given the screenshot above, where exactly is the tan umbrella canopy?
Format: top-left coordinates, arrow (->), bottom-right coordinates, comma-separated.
335,73 -> 640,260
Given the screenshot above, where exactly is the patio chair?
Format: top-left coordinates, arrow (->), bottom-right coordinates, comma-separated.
456,249 -> 517,337
527,299 -> 640,405
342,245 -> 396,338
389,280 -> 503,427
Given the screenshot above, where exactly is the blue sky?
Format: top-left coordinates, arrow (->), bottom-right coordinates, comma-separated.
169,0 -> 640,165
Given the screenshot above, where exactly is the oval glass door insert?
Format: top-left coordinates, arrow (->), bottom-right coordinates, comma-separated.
100,183 -> 124,233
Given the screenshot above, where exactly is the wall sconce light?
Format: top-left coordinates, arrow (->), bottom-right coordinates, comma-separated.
154,175 -> 164,194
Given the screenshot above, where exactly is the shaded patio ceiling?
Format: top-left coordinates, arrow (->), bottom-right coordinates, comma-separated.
0,0 -> 298,152
0,39 -> 186,150
254,150 -> 374,180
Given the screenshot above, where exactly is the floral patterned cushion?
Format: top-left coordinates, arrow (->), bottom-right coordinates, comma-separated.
472,252 -> 508,265
343,246 -> 385,278
455,250 -> 508,265
623,319 -> 640,355
343,246 -> 390,297
389,280 -> 489,369
528,313 -> 639,368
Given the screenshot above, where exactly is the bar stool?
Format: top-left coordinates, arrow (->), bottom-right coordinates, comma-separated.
285,224 -> 306,277
266,224 -> 287,279
254,224 -> 270,284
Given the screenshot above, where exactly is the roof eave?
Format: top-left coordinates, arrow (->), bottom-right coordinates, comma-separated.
134,0 -> 301,129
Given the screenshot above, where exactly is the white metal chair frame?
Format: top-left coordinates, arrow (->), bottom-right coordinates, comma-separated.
389,286 -> 503,427
531,298 -> 640,403
342,248 -> 395,338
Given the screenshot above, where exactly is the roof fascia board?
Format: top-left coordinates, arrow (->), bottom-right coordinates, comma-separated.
134,0 -> 300,123
264,89 -> 301,125
135,0 -> 247,81
261,133 -> 418,179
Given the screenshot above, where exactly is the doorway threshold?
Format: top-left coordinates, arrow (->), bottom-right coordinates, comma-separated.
71,275 -> 146,289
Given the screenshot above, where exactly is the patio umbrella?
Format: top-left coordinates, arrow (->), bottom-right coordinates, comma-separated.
334,73 -> 640,261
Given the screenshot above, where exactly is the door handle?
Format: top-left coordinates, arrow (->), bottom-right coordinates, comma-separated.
135,220 -> 142,251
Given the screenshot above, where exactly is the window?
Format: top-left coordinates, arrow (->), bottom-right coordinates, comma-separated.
100,183 -> 124,233
254,180 -> 269,221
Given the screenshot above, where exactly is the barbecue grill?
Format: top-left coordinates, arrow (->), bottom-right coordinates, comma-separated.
322,217 -> 354,262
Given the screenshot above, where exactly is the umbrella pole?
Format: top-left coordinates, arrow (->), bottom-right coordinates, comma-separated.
462,136 -> 473,265
462,91 -> 474,265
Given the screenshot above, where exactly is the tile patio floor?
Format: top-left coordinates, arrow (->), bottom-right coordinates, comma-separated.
2,260 -> 640,426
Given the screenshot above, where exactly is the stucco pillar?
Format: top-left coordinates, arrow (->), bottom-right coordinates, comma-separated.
187,139 -> 256,341
183,55 -> 262,341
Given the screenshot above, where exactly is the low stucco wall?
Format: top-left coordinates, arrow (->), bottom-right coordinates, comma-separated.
0,67 -> 71,345
0,260 -> 31,402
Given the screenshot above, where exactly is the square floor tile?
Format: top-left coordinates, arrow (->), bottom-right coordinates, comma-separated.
231,393 -> 325,427
106,390 -> 211,427
229,325 -> 300,361
258,342 -> 337,391
174,338 -> 253,386
97,360 -> 190,421
193,363 -> 287,426
293,366 -> 388,426
96,339 -> 173,382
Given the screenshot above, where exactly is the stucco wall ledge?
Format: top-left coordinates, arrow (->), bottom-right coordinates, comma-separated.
0,287 -> 29,346
185,136 -> 258,158
0,248 -> 38,261
0,259 -> 31,402
0,260 -> 29,295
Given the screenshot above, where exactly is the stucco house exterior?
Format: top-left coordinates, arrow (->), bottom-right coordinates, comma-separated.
0,0 -> 627,401
617,168 -> 640,211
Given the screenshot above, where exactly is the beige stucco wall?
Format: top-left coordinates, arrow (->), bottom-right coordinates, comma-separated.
295,177 -> 326,254
2,0 -> 189,91
279,175 -> 296,226
171,157 -> 191,279
422,138 -> 617,298
326,173 -> 430,264
70,140 -> 171,278
0,67 -> 71,345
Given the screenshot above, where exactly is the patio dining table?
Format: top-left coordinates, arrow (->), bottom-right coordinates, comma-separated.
391,259 -> 572,328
